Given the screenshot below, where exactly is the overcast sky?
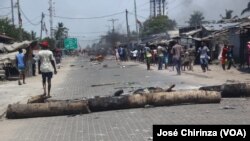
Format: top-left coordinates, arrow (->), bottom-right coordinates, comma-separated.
0,0 -> 249,47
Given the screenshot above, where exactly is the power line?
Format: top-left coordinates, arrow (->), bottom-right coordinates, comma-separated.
46,11 -> 124,20
20,8 -> 40,26
0,7 -> 11,10
69,31 -> 107,34
138,1 -> 150,7
78,39 -> 100,42
108,18 -> 119,32
128,11 -> 147,19
167,1 -> 184,14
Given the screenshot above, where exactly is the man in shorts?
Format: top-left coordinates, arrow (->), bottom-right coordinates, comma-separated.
16,48 -> 26,85
38,41 -> 57,98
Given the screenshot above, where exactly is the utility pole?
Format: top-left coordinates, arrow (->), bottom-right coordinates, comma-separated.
49,0 -> 54,38
134,0 -> 139,43
158,0 -> 162,16
11,0 -> 15,25
17,0 -> 22,41
40,12 -> 45,40
125,9 -> 130,41
108,19 -> 118,33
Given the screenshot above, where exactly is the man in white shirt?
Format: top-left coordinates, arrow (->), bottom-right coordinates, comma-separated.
38,41 -> 57,98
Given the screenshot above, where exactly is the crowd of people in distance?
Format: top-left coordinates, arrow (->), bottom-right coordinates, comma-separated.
114,40 -> 250,75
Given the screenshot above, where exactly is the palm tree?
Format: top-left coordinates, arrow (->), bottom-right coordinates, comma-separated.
220,9 -> 233,19
241,2 -> 250,15
54,22 -> 68,49
55,22 -> 68,40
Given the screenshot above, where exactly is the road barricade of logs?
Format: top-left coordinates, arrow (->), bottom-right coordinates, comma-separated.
6,83 -> 250,119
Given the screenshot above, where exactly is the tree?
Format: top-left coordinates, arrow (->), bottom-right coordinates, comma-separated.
54,22 -> 68,40
0,18 -> 32,41
188,11 -> 205,27
141,15 -> 176,37
241,2 -> 250,15
54,22 -> 68,49
220,9 -> 233,19
218,9 -> 238,23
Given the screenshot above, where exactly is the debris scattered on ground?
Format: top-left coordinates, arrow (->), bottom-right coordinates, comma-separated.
91,82 -> 118,87
144,104 -> 154,108
226,80 -> 237,83
90,55 -> 104,62
148,137 -> 153,140
70,64 -> 75,67
133,86 -> 169,94
81,65 -> 84,68
166,84 -> 176,92
115,86 -> 135,90
113,89 -> 124,96
103,64 -> 108,68
27,95 -> 48,104
125,82 -> 138,86
92,62 -> 101,65
222,106 -> 236,110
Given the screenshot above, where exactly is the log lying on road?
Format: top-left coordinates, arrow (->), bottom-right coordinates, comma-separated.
199,83 -> 250,97
89,90 -> 221,112
6,100 -> 90,119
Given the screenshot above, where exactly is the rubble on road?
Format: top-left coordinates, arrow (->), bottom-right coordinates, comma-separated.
90,55 -> 104,62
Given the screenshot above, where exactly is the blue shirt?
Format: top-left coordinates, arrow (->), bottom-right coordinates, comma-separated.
16,53 -> 25,68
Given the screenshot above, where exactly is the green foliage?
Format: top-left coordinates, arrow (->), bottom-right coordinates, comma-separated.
241,2 -> 250,15
188,11 -> 205,27
54,22 -> 68,40
0,18 -> 33,41
141,15 -> 176,37
220,9 -> 234,19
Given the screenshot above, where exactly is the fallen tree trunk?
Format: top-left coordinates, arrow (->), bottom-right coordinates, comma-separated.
89,90 -> 221,112
199,83 -> 250,97
6,100 -> 90,119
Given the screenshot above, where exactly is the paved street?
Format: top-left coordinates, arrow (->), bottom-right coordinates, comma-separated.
0,56 -> 250,141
